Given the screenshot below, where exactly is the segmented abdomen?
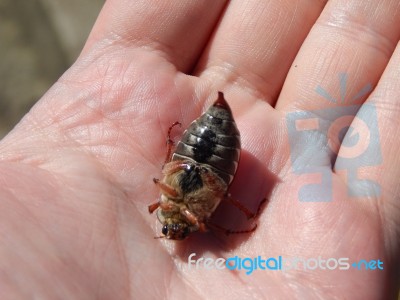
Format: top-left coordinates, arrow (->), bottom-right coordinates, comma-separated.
172,92 -> 240,185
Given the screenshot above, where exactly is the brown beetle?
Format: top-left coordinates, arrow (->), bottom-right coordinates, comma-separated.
148,92 -> 264,240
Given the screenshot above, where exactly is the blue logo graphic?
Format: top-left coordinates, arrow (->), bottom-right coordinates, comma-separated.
286,73 -> 382,202
187,253 -> 384,275
351,259 -> 383,270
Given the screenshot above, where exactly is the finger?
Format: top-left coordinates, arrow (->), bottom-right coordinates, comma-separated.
195,0 -> 327,103
82,0 -> 227,72
279,0 -> 400,179
335,42 -> 400,255
276,0 -> 400,111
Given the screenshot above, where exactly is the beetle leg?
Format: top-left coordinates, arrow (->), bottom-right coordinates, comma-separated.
148,202 -> 159,214
162,160 -> 189,175
153,178 -> 179,198
148,199 -> 178,214
207,221 -> 257,236
162,121 -> 182,168
223,194 -> 254,219
254,197 -> 267,218
180,207 -> 197,224
180,206 -> 202,229
224,194 -> 267,220
198,222 -> 208,232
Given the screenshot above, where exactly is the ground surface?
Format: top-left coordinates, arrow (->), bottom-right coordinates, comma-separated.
0,0 -> 104,138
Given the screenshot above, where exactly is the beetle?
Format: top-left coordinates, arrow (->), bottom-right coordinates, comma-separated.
148,92 -> 264,240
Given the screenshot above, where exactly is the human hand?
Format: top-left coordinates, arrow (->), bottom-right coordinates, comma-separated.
0,0 -> 399,299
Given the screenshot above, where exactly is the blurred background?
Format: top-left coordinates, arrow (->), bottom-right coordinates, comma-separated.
0,0 -> 104,138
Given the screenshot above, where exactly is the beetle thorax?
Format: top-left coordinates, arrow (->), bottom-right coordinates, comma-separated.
160,161 -> 227,221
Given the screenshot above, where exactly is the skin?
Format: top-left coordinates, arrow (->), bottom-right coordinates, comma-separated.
0,0 -> 399,299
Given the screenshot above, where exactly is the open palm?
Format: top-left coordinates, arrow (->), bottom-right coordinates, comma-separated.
0,1 -> 399,299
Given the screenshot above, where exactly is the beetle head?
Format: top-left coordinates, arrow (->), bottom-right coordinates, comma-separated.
161,223 -> 191,240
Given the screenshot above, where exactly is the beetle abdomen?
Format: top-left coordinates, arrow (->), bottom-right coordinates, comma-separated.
172,92 -> 240,185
